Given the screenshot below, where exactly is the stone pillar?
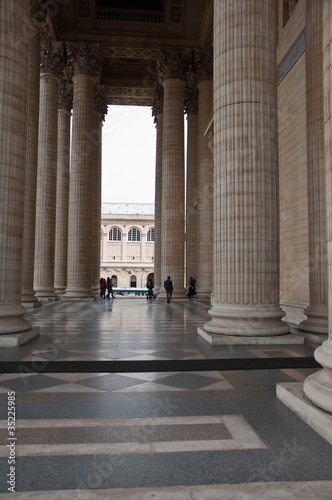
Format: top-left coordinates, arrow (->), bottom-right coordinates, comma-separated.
92,87 -> 107,296
199,0 -> 289,340
21,9 -> 42,308
54,83 -> 72,296
185,87 -> 199,287
299,0 -> 328,338
0,0 -> 38,342
64,42 -> 101,299
196,55 -> 213,299
303,0 -> 332,415
34,40 -> 65,299
157,50 -> 186,299
152,89 -> 163,296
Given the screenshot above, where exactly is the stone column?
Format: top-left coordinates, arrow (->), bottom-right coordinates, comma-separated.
0,0 -> 38,342
21,9 -> 42,308
199,0 -> 289,340
34,40 -> 65,299
92,87 -> 107,296
196,54 -> 213,299
157,50 -> 186,299
185,87 -> 199,287
152,88 -> 163,296
299,0 -> 328,338
303,0 -> 332,415
54,83 -> 72,296
64,42 -> 101,299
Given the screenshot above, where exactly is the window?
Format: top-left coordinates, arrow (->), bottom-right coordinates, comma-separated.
109,228 -> 122,241
111,275 -> 117,287
130,275 -> 137,288
147,228 -> 155,242
128,228 -> 141,241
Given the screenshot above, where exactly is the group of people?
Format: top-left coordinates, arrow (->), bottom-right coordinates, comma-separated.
99,277 -> 115,299
163,276 -> 196,303
99,275 -> 196,303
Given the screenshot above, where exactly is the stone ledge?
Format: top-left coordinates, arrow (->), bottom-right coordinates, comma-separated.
0,327 -> 40,347
197,327 -> 304,345
277,382 -> 332,445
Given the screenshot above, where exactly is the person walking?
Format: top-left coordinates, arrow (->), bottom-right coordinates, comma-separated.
100,277 -> 106,299
164,276 -> 173,303
146,279 -> 154,300
107,277 -> 115,299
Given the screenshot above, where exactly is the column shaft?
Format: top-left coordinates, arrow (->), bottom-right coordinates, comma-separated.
186,112 -> 198,285
0,0 -> 32,334
299,0 -> 328,335
303,0 -> 332,413
91,110 -> 102,296
54,106 -> 71,295
65,74 -> 95,298
160,79 -> 185,298
153,113 -> 163,295
196,80 -> 213,299
34,74 -> 59,299
21,18 -> 41,306
201,0 -> 289,336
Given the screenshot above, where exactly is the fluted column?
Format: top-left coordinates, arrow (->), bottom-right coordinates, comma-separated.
196,63 -> 213,299
199,0 -> 289,338
303,0 -> 332,414
152,89 -> 163,296
299,0 -> 328,337
21,9 -> 42,308
185,87 -> 199,286
157,50 -> 186,299
0,0 -> 36,337
92,87 -> 107,296
64,43 -> 101,299
34,40 -> 65,299
54,83 -> 72,296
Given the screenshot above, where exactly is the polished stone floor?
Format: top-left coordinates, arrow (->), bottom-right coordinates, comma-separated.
0,298 -> 331,498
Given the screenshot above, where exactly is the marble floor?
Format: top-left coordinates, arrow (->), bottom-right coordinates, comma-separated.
0,298 -> 331,499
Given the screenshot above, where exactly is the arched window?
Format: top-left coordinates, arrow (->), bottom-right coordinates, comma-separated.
111,275 -> 117,287
147,228 -> 155,241
109,228 -> 122,241
128,228 -> 141,242
147,272 -> 154,283
130,275 -> 137,288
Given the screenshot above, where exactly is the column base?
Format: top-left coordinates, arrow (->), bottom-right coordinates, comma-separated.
35,290 -> 58,301
197,327 -> 303,345
63,289 -> 95,300
277,382 -> 332,445
22,301 -> 42,311
158,290 -> 187,300
202,303 -> 291,337
0,327 -> 40,347
299,305 -> 328,335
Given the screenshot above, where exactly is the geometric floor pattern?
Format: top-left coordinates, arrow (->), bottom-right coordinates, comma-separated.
0,298 -> 331,497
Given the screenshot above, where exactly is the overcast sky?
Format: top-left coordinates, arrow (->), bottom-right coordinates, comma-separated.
102,105 -> 157,204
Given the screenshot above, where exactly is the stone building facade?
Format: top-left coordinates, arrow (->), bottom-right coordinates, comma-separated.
0,0 -> 331,440
100,203 -> 155,289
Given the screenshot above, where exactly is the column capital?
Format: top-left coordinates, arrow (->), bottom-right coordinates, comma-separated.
95,85 -> 108,122
67,42 -> 101,81
196,49 -> 213,84
152,87 -> 164,123
40,39 -> 65,77
30,0 -> 47,24
157,48 -> 188,82
185,86 -> 199,116
58,82 -> 73,111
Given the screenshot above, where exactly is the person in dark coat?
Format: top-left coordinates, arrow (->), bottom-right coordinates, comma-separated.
164,276 -> 173,303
